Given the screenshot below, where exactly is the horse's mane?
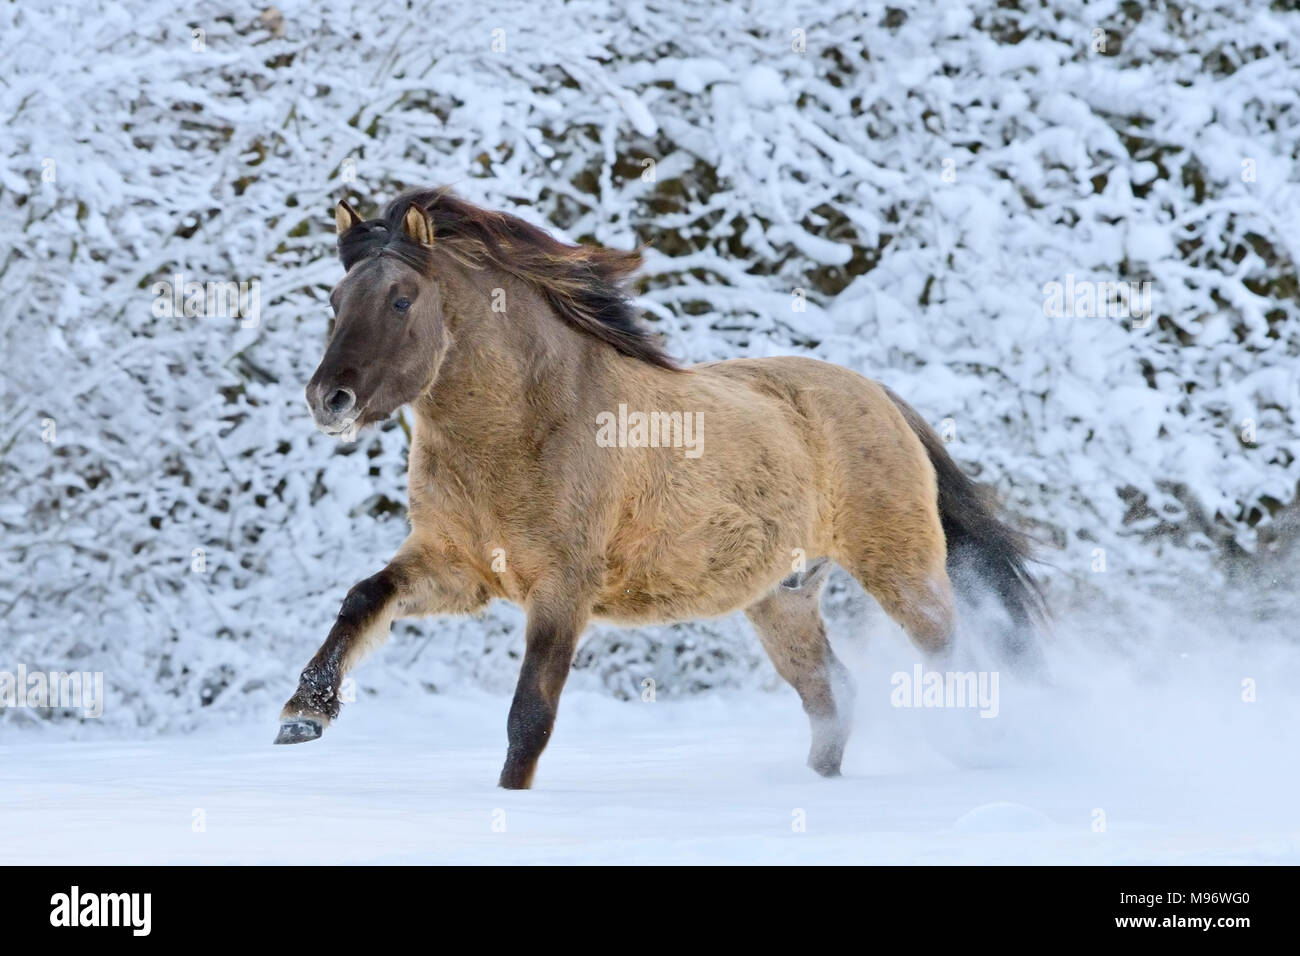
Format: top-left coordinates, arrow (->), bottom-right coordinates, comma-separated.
337,187 -> 676,370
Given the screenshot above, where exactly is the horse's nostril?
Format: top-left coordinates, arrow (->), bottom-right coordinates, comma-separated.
324,387 -> 355,415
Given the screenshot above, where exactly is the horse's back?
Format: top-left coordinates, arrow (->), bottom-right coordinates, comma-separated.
697,354 -> 942,538
687,355 -> 930,487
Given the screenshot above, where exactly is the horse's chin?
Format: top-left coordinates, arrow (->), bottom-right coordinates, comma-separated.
318,403 -> 402,439
316,417 -> 361,439
317,409 -> 369,439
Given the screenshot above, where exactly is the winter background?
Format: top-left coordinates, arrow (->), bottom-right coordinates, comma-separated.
1,0 -> 1298,863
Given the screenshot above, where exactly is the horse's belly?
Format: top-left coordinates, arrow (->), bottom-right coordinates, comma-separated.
592,521 -> 805,624
590,577 -> 774,625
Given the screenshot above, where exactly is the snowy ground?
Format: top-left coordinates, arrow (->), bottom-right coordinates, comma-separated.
5,609 -> 1296,865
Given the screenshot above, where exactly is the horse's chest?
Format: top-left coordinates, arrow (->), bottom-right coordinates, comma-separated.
408,477 -> 550,601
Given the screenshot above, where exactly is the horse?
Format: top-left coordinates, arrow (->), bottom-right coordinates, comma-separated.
275,187 -> 1044,789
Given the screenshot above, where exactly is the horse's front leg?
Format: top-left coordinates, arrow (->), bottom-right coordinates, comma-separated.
275,540 -> 483,744
498,591 -> 589,789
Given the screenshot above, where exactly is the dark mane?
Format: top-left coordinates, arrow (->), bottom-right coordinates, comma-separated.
337,187 -> 677,370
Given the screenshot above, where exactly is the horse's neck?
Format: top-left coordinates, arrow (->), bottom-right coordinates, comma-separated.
410,274 -> 632,477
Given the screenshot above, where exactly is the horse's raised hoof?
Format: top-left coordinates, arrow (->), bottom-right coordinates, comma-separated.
274,717 -> 324,745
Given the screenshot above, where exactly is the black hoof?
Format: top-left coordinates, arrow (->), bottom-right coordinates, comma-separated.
274,717 -> 324,745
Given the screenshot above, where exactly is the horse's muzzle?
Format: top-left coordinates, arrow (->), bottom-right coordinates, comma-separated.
306,382 -> 358,435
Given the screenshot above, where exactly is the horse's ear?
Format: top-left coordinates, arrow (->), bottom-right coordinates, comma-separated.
335,199 -> 363,236
401,205 -> 435,245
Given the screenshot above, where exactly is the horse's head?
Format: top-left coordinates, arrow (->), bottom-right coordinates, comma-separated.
306,200 -> 450,437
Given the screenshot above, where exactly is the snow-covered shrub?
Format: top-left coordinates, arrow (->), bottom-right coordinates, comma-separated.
1,0 -> 1296,730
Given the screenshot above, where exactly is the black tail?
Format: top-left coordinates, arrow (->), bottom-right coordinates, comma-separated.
884,388 -> 1047,661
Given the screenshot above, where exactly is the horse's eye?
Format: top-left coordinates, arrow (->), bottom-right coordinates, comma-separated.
394,298 -> 411,313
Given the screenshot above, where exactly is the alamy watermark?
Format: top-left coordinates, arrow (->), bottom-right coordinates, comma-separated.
596,403 -> 704,458
50,886 -> 150,936
1043,274 -> 1152,328
890,664 -> 999,718
0,665 -> 104,718
152,272 -> 260,328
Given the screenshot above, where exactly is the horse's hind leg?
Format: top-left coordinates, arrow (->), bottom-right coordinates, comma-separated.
744,560 -> 854,777
839,508 -> 956,657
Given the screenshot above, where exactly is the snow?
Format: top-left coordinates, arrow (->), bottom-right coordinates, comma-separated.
4,592 -> 1297,864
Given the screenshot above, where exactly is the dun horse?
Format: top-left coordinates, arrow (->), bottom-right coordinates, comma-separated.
276,188 -> 1043,789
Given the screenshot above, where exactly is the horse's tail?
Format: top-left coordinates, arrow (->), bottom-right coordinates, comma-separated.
884,387 -> 1047,664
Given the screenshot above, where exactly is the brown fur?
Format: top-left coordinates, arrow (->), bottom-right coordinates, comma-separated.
277,189 -> 1040,788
